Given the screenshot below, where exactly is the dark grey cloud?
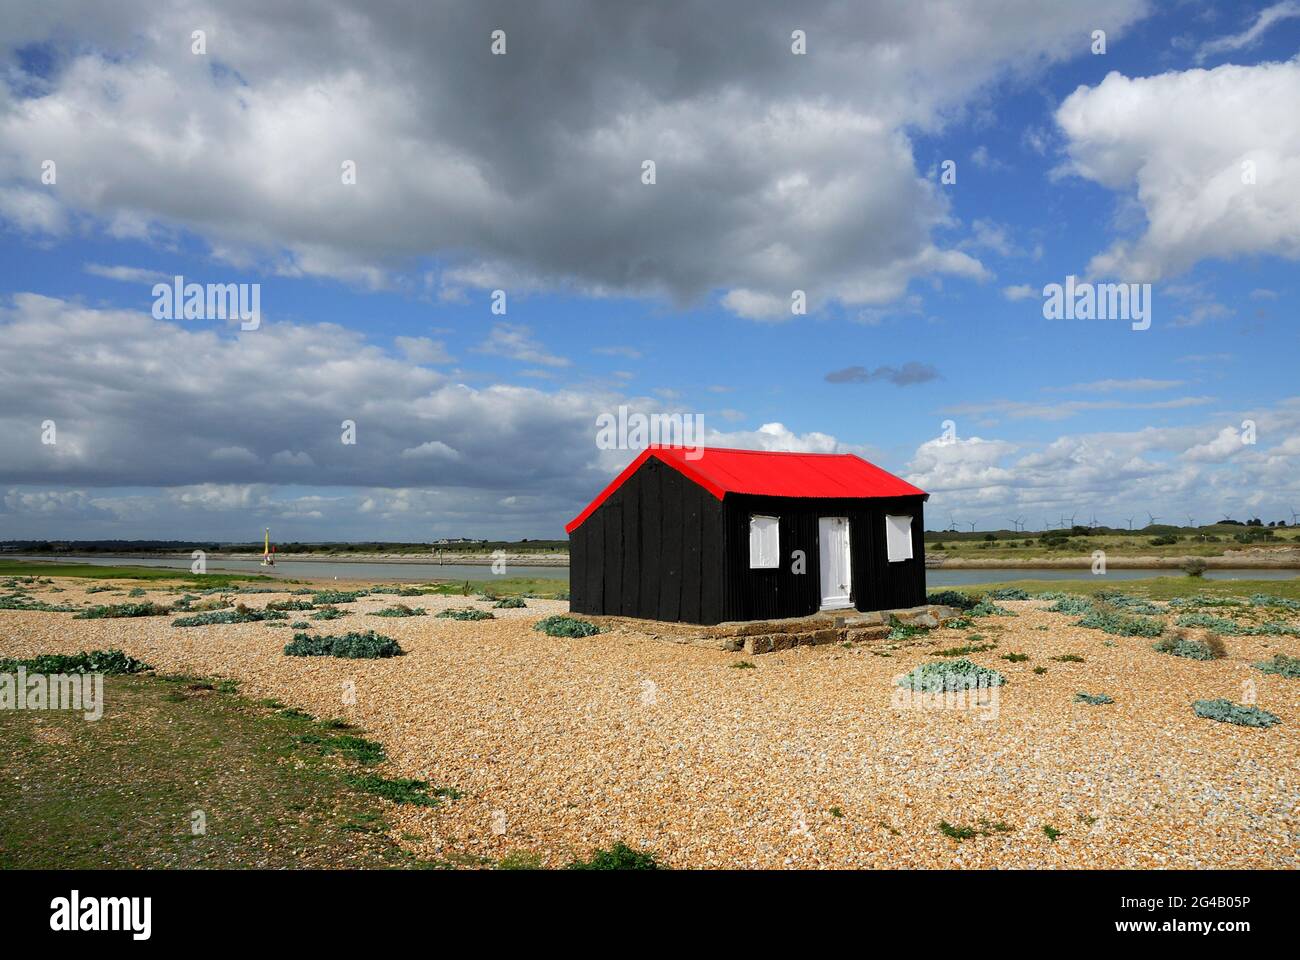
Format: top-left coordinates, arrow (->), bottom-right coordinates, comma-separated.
0,0 -> 1147,315
825,362 -> 940,386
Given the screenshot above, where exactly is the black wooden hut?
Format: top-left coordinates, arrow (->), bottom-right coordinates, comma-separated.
567,446 -> 929,624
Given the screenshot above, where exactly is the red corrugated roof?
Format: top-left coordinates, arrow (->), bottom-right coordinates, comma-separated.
566,446 -> 927,533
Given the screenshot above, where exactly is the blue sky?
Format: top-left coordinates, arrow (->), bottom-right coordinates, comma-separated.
1,1 -> 1298,540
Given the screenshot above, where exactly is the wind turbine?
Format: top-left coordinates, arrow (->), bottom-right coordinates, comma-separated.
1124,517 -> 1135,531
1067,513 -> 1077,529
948,512 -> 958,532
1290,507 -> 1299,525
1088,513 -> 1099,530
967,521 -> 977,533
1185,514 -> 1195,528
1221,513 -> 1232,523
1147,511 -> 1160,527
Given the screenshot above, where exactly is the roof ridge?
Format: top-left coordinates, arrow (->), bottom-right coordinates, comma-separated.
651,445 -> 858,458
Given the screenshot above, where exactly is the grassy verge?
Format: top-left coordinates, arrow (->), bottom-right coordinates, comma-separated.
0,559 -> 270,588
0,672 -> 440,868
425,576 -> 567,598
936,576 -> 1300,602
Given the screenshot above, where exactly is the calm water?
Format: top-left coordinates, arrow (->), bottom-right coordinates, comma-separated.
10,555 -> 1296,586
926,567 -> 1297,586
9,555 -> 570,583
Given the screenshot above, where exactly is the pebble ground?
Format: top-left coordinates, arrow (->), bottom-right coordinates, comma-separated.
2,580 -> 1296,868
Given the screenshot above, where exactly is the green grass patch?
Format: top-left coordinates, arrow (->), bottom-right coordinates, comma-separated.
1001,652 -> 1030,662
310,605 -> 346,620
493,596 -> 527,608
295,732 -> 386,766
1042,825 -> 1063,842
344,774 -> 461,807
0,672 -> 433,868
0,559 -> 271,588
1051,653 -> 1085,663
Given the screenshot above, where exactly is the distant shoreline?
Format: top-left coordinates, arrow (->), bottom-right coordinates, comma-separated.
7,551 -> 571,567
8,550 -> 1300,570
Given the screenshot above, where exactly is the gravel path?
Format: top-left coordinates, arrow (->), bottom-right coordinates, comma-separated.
3,581 -> 1296,868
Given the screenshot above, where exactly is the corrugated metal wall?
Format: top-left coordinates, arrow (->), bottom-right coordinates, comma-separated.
569,456 -> 726,622
722,494 -> 927,621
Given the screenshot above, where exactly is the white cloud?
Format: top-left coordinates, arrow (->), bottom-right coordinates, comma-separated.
1001,283 -> 1037,301
1057,60 -> 1300,281
1195,1 -> 1300,63
474,324 -> 570,367
1049,378 -> 1186,393
395,336 -> 453,364
84,263 -> 170,284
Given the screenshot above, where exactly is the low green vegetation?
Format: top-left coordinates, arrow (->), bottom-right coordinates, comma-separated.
1153,631 -> 1226,661
295,731 -> 386,766
344,774 -> 460,807
266,598 -> 315,611
1074,692 -> 1114,705
1075,608 -> 1164,638
0,649 -> 151,675
565,841 -> 661,870
1001,652 -> 1030,662
283,630 -> 403,659
311,590 -> 369,604
0,593 -> 78,612
938,818 -> 1012,842
533,614 -> 600,637
897,658 -> 1006,693
926,590 -> 979,611
1192,699 -> 1281,728
310,606 -> 346,620
1254,654 -> 1300,678
1042,825 -> 1063,842
172,606 -> 289,627
371,604 -> 427,618
1051,653 -> 1085,663
436,607 -> 494,621
493,596 -> 527,608
934,640 -> 997,657
74,601 -> 172,619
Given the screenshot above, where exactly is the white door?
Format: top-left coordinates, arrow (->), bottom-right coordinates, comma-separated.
818,517 -> 852,609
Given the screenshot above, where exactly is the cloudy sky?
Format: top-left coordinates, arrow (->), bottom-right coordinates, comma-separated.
1,0 -> 1298,541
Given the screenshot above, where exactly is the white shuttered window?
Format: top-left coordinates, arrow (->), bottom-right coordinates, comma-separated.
885,514 -> 914,562
749,515 -> 779,569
